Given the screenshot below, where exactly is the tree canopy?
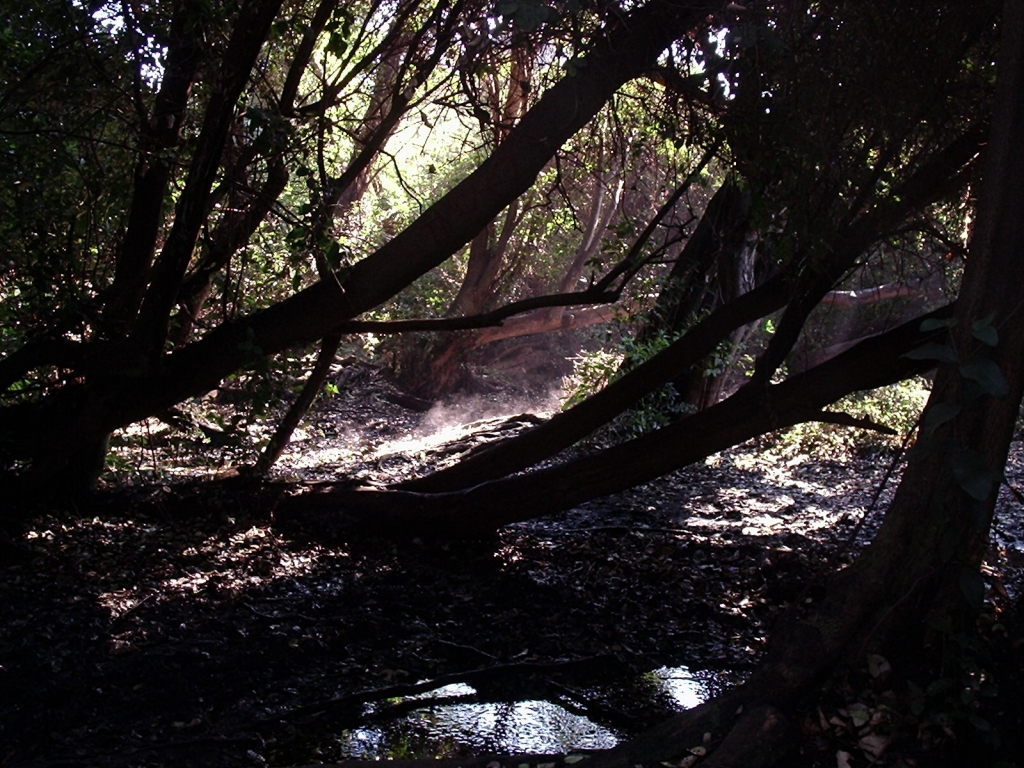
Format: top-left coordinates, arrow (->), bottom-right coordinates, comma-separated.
0,0 -> 998,498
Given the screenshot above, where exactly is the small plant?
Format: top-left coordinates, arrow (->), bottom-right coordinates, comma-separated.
772,377 -> 931,457
562,347 -> 625,408
561,328 -> 692,436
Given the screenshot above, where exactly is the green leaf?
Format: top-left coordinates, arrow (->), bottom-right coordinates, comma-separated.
970,312 -> 999,346
903,342 -> 958,364
959,356 -> 1009,397
847,702 -> 870,726
926,677 -> 956,697
972,325 -> 998,346
907,436 -> 959,461
972,326 -> 999,346
972,310 -> 996,328
922,402 -> 961,436
951,449 -> 997,500
920,317 -> 958,332
325,31 -> 348,57
958,567 -> 986,611
968,714 -> 992,733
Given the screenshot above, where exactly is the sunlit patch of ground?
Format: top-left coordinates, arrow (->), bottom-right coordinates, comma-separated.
273,394 -> 557,482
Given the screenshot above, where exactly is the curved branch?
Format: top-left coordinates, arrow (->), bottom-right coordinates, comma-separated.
334,287 -> 618,334
275,304 -> 953,538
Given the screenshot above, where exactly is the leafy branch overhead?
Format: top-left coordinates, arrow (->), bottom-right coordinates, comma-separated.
907,313 -> 1009,500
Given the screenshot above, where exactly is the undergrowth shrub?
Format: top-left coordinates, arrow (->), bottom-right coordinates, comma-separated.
772,376 -> 931,457
562,330 -> 693,436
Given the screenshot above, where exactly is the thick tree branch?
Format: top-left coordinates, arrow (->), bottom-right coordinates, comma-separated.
278,0 -> 342,116
749,126 -> 984,388
130,0 -> 286,362
276,304 -> 953,536
103,0 -> 207,332
333,288 -> 618,334
0,339 -> 85,393
5,0 -> 716,454
400,274 -> 794,493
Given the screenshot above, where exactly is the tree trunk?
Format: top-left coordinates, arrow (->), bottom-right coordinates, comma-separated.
396,49 -> 536,400
274,15 -> 1022,761
644,176 -> 753,338
587,5 -> 1024,764
250,26 -> 421,475
400,127 -> 981,494
0,1 -> 981,492
253,334 -> 342,476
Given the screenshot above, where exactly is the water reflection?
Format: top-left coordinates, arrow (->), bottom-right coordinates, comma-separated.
648,666 -> 727,709
337,667 -> 724,759
347,687 -> 619,757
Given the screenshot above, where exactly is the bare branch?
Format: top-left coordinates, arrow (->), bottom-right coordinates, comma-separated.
334,287 -> 619,334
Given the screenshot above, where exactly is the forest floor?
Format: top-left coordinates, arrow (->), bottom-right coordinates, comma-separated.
3,364 -> 1024,768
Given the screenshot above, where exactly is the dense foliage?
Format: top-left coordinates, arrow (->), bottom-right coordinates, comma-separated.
0,0 -> 1000,499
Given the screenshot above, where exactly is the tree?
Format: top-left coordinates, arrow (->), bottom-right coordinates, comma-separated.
0,0 -> 719,497
2,0 -> 989,498
585,3 -> 1024,764
6,0 -> 1024,763
389,76 -> 700,401
320,6 -> 1022,765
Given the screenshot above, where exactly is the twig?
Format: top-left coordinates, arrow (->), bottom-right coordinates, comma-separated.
840,429 -> 914,554
434,638 -> 499,661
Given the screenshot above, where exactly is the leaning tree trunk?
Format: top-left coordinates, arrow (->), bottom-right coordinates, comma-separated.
276,304 -> 949,535
622,172 -> 759,411
1,0 -> 716,493
587,5 -> 1024,765
400,125 -> 983,494
396,48 -> 534,400
251,29 -> 420,475
282,11 -> 1023,764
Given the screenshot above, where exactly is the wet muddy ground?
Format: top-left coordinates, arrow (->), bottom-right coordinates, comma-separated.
3,370 -> 1024,767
